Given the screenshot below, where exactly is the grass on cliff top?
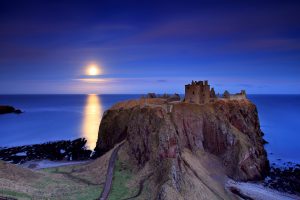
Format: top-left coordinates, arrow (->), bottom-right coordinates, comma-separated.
36,169 -> 102,200
0,160 -> 102,200
0,189 -> 31,200
1,174 -> 101,200
109,159 -> 136,200
38,156 -> 136,200
39,164 -> 102,200
1,146 -> 137,200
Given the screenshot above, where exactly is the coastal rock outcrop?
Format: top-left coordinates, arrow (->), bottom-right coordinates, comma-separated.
0,138 -> 91,164
95,98 -> 269,199
0,105 -> 22,114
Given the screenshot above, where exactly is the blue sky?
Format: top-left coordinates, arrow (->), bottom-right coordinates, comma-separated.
0,0 -> 299,94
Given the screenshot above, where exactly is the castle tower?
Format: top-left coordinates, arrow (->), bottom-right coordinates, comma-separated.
184,80 -> 210,104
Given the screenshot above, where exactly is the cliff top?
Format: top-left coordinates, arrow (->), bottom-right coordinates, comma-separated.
110,97 -> 252,110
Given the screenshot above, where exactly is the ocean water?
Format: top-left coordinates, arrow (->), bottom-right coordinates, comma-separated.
0,94 -> 299,164
0,94 -> 141,149
248,95 -> 300,164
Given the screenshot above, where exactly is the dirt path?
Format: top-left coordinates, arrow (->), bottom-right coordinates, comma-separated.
99,142 -> 125,200
57,170 -> 103,186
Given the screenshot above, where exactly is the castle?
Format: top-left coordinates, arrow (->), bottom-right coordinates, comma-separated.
184,80 -> 246,104
184,80 -> 215,104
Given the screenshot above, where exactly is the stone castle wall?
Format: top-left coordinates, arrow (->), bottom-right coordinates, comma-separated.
229,94 -> 246,100
226,90 -> 247,100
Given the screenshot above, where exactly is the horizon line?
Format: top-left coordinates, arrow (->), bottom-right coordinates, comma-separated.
1,93 -> 300,95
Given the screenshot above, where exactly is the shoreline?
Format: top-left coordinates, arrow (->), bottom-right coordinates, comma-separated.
3,153 -> 300,200
1,136 -> 299,196
20,159 -> 90,170
0,138 -> 92,164
227,179 -> 300,200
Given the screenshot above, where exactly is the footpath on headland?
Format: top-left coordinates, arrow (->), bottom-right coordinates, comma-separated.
99,141 -> 125,200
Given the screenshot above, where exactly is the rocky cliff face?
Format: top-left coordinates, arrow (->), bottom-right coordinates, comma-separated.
95,98 -> 269,199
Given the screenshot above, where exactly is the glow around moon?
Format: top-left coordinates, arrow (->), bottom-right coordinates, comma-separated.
86,65 -> 101,76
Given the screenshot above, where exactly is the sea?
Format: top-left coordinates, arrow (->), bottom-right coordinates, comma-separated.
0,94 -> 299,164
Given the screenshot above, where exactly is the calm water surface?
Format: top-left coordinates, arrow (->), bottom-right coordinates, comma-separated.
248,95 -> 300,164
0,94 -> 299,164
0,95 -> 140,149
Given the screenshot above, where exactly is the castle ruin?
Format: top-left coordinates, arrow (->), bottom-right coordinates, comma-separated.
223,90 -> 246,100
184,80 -> 215,104
184,80 -> 246,104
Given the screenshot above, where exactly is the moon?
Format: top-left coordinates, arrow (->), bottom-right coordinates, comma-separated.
87,65 -> 100,76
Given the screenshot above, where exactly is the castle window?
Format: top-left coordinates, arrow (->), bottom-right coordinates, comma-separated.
193,91 -> 195,95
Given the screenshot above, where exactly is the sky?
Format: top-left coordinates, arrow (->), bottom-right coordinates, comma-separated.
0,0 -> 299,94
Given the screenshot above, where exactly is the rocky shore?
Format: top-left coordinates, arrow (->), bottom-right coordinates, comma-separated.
0,105 -> 22,114
0,138 -> 92,164
264,163 -> 300,195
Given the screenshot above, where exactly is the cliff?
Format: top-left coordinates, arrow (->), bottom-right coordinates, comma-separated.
95,98 -> 269,199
